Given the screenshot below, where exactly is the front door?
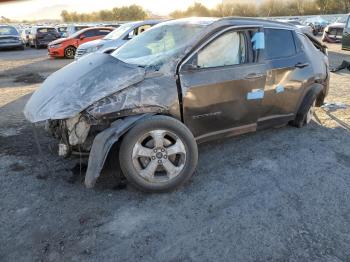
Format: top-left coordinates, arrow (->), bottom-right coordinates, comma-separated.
342,15 -> 350,50
179,27 -> 267,142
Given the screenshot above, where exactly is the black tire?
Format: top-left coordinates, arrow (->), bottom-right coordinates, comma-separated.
64,46 -> 76,59
292,94 -> 317,128
119,115 -> 198,193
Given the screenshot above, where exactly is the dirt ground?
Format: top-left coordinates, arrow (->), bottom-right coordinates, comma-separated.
0,41 -> 350,262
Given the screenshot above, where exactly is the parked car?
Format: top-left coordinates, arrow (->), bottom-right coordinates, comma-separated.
64,25 -> 90,37
277,19 -> 313,35
342,14 -> 350,50
101,24 -> 120,28
20,28 -> 31,46
0,25 -> 24,50
322,22 -> 345,43
24,18 -> 329,192
48,27 -> 115,59
56,26 -> 67,37
75,20 -> 161,59
29,26 -> 60,48
305,17 -> 329,35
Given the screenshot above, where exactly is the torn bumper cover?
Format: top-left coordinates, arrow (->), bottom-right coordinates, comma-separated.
23,53 -> 145,123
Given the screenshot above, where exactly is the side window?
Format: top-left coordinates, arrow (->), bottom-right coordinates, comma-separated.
84,29 -> 97,38
97,29 -> 112,36
136,25 -> 152,35
197,31 -> 246,68
265,29 -> 296,59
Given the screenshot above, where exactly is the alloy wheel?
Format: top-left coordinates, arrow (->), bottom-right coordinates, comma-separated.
131,129 -> 186,183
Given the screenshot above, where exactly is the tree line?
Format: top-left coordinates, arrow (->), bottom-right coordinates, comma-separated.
59,0 -> 350,23
60,5 -> 147,22
171,0 -> 350,18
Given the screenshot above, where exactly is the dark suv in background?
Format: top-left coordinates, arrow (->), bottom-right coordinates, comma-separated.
0,25 -> 24,50
342,14 -> 350,50
29,26 -> 60,49
24,18 -> 329,192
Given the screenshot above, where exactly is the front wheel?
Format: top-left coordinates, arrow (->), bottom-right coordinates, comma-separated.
64,46 -> 76,59
119,115 -> 198,192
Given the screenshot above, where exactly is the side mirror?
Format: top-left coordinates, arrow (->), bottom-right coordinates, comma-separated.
79,34 -> 85,40
127,34 -> 135,40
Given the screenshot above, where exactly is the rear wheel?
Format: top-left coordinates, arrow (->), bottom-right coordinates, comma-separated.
293,98 -> 316,128
119,115 -> 198,192
64,46 -> 76,59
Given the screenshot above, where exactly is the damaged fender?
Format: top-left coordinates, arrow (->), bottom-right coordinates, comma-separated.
84,113 -> 153,188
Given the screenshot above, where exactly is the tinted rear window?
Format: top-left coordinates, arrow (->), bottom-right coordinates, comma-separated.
265,29 -> 296,59
37,28 -> 56,33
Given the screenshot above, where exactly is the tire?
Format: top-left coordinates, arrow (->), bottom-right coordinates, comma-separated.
64,46 -> 76,59
119,115 -> 198,193
292,96 -> 317,128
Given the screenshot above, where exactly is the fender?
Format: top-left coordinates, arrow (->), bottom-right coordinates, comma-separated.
294,83 -> 323,122
85,113 -> 154,188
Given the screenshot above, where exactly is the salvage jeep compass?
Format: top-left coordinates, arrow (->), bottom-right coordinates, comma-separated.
24,18 -> 329,192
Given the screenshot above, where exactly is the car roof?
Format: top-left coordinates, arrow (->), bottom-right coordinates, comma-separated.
0,24 -> 16,27
33,26 -> 56,29
217,17 -> 297,30
157,17 -> 296,30
123,20 -> 165,27
80,26 -> 115,32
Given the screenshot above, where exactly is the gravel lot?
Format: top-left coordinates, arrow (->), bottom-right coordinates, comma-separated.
1,42 -> 350,262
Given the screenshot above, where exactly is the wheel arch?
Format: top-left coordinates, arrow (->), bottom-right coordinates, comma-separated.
294,82 -> 323,124
84,113 -> 155,188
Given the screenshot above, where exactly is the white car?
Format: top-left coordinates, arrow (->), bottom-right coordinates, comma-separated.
75,20 -> 162,59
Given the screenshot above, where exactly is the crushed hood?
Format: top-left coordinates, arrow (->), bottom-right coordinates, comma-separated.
24,53 -> 145,123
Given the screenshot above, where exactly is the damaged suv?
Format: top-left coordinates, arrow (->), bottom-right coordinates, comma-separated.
24,18 -> 329,192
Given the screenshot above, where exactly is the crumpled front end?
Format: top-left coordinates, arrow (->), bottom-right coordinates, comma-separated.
23,53 -> 145,123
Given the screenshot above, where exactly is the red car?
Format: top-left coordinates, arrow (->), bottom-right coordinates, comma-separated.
48,27 -> 114,58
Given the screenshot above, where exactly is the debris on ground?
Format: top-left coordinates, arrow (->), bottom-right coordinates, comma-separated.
14,73 -> 45,84
330,60 -> 350,72
321,102 -> 349,110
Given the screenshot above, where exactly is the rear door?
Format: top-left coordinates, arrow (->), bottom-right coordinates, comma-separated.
342,15 -> 350,50
179,26 -> 267,141
258,28 -> 314,128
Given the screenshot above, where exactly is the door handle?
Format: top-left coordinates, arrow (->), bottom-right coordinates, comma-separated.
244,73 -> 264,80
295,62 -> 309,69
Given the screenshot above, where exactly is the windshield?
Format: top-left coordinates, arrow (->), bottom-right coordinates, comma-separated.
57,27 -> 67,32
103,23 -> 133,40
112,23 -> 206,67
0,26 -> 18,36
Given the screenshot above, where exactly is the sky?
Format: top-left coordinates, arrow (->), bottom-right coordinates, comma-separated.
0,0 -> 226,20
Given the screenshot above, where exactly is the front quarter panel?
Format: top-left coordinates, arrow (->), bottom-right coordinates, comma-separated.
86,73 -> 181,121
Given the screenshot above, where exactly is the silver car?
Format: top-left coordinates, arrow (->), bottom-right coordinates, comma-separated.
75,20 -> 161,59
277,19 -> 313,35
